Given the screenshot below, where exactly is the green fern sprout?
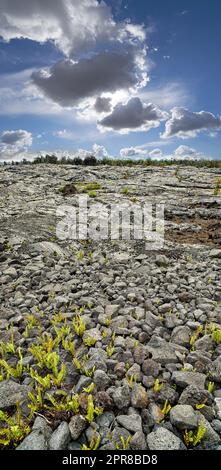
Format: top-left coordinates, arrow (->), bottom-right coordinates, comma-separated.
183,421 -> 206,448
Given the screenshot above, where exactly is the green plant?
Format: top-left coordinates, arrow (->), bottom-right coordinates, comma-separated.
73,315 -> 86,336
213,177 -> 221,195
195,403 -> 206,410
30,368 -> 51,389
88,190 -> 97,198
83,337 -> 97,347
122,186 -> 129,195
207,381 -> 214,393
116,435 -> 131,450
45,392 -> 80,414
86,394 -> 103,422
161,399 -> 171,416
83,182 -> 101,191
183,421 -> 206,447
126,373 -> 137,388
28,386 -> 44,417
84,365 -> 96,377
0,348 -> 24,379
82,431 -> 101,450
106,332 -> 115,357
153,378 -> 163,394
210,325 -> 221,344
83,382 -> 95,394
76,250 -> 85,260
0,402 -> 30,446
0,328 -> 16,355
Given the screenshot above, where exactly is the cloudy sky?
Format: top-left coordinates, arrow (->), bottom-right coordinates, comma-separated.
0,0 -> 221,161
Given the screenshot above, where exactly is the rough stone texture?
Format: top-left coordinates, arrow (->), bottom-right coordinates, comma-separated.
0,163 -> 220,451
172,371 -> 206,389
147,427 -> 186,450
69,415 -> 87,440
131,384 -> 148,409
116,414 -> 142,433
0,380 -> 31,410
170,405 -> 198,430
49,422 -> 71,450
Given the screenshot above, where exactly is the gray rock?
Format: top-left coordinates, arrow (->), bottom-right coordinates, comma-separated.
16,430 -> 48,450
112,384 -> 131,409
207,358 -> 221,382
94,370 -> 111,390
96,411 -> 115,428
214,398 -> 221,420
69,415 -> 87,440
179,385 -> 213,406
147,427 -> 185,450
116,414 -> 142,433
83,328 -> 102,344
49,422 -> 71,450
172,371 -> 206,389
0,380 -> 31,410
171,326 -> 191,347
170,405 -> 198,430
130,431 -> 147,450
142,359 -> 160,377
74,375 -> 92,393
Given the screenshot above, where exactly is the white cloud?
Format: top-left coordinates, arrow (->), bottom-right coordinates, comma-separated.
118,144 -> 211,161
141,82 -> 191,109
0,129 -> 32,160
162,107 -> 221,138
120,146 -> 148,158
149,148 -> 163,159
0,0 -> 146,57
92,143 -> 108,159
99,97 -> 168,133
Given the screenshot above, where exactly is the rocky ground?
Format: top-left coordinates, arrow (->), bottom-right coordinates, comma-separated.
0,163 -> 221,451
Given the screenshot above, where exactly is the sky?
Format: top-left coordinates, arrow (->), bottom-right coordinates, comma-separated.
0,0 -> 221,161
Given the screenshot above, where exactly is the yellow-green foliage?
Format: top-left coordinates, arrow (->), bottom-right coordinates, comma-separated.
213,177 -> 221,195
208,381 -> 214,393
30,368 -> 51,389
73,314 -> 86,336
106,332 -> 115,357
189,325 -> 203,348
0,402 -> 30,446
183,421 -> 206,448
86,394 -> 103,423
45,392 -> 80,414
76,250 -> 85,260
122,186 -> 129,195
84,365 -> 96,378
0,347 -> 24,379
210,325 -> 221,344
83,182 -> 101,191
126,373 -> 137,388
153,378 -> 163,394
116,435 -> 131,450
83,382 -> 95,394
0,328 -> 16,355
161,399 -> 171,415
82,431 -> 101,450
88,190 -> 97,198
83,337 -> 97,347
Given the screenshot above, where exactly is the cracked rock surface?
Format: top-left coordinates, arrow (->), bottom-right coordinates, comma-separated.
0,163 -> 221,450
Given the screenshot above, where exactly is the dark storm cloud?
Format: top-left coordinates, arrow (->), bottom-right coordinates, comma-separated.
32,51 -> 144,106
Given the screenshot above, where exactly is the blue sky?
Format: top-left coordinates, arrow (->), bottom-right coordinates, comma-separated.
0,0 -> 221,160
